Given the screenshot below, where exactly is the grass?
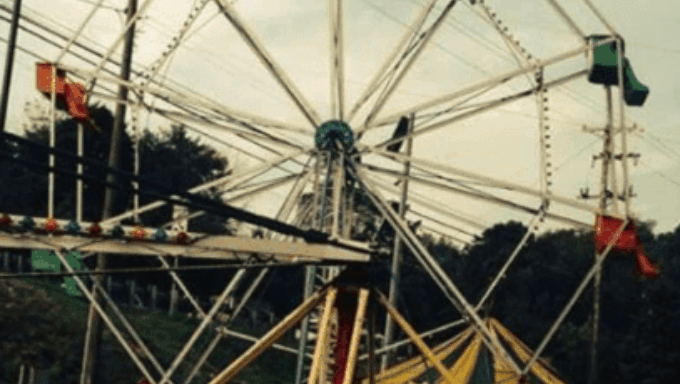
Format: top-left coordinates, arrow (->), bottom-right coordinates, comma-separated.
2,277 -> 298,384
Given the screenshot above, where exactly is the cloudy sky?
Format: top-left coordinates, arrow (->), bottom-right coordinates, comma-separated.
0,0 -> 678,243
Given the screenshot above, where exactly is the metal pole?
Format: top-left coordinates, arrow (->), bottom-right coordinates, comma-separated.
0,0 -> 21,135
76,123 -> 84,222
589,85 -> 613,384
48,65 -> 56,219
381,114 -> 413,371
81,1 -> 136,383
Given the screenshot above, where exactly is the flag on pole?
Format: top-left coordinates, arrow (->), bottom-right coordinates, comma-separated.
36,62 -> 90,122
65,82 -> 89,121
595,215 -> 660,279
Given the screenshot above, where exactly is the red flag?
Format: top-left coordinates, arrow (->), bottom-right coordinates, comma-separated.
595,215 -> 639,253
65,82 -> 89,121
634,244 -> 660,279
36,62 -> 67,96
595,215 -> 660,278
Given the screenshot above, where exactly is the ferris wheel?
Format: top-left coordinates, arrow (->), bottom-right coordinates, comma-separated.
0,0 -> 656,383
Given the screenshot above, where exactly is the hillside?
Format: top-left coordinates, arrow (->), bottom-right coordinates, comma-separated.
0,277 -> 298,384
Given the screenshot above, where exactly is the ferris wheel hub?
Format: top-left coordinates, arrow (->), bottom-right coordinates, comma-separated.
315,120 -> 355,152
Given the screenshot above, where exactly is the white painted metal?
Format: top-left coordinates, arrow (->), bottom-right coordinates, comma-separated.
521,219 -> 630,375
363,1 -> 458,129
213,0 -> 321,128
544,0 -> 585,39
346,0 -> 437,124
370,37 -> 617,129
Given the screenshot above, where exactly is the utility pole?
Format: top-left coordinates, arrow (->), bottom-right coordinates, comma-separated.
80,1 -> 137,383
0,0 -> 22,135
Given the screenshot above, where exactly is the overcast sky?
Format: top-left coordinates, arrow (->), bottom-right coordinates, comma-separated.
0,0 -> 677,242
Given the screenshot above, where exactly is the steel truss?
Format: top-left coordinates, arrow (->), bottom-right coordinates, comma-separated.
0,0 -> 643,383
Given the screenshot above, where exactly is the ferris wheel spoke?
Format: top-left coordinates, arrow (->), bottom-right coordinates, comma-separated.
213,0 -> 321,128
61,63 -> 309,139
329,0 -> 345,119
543,0 -> 585,39
54,0 -> 106,63
366,69 -> 588,152
85,0 -> 157,90
361,162 -> 591,229
346,0 -> 438,124
358,0 -> 459,134
360,146 -> 614,221
100,147 -> 311,226
370,37 -> 616,129
349,164 -> 524,376
361,167 -> 487,231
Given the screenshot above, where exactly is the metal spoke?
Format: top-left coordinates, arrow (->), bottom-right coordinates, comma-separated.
213,0 -> 321,128
329,0 -> 345,119
544,0 -> 585,39
361,0 -> 458,131
350,164 -> 523,375
369,70 -> 588,148
346,0 -> 437,124
371,37 -> 617,128
360,145 -> 613,220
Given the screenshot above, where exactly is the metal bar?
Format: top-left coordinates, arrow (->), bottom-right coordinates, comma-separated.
76,123 -> 84,222
367,303 -> 376,384
371,70 -> 589,150
213,0 -> 321,128
0,0 -> 21,135
582,0 -> 618,35
359,318 -> 467,361
361,143 -> 620,220
59,62 -> 312,137
355,168 -> 523,375
84,270 -> 177,384
53,250 -> 158,384
307,288 -> 338,384
157,268 -> 247,384
381,114 -> 413,371
100,147 -> 307,226
376,290 -> 459,384
54,0 -> 105,63
370,177 -> 485,230
372,37 -> 617,128
82,1 -> 138,381
475,209 -> 547,312
617,38 -> 630,216
48,65 -> 56,219
544,0 -> 585,39
183,333 -> 222,384
17,364 -> 24,384
342,289 -> 370,384
329,0 -> 345,119
332,152 -> 344,237
85,0 -> 154,92
522,219 -> 629,376
209,287 -> 330,384
363,0 -> 458,129
157,256 -> 205,317
346,0 -> 437,124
